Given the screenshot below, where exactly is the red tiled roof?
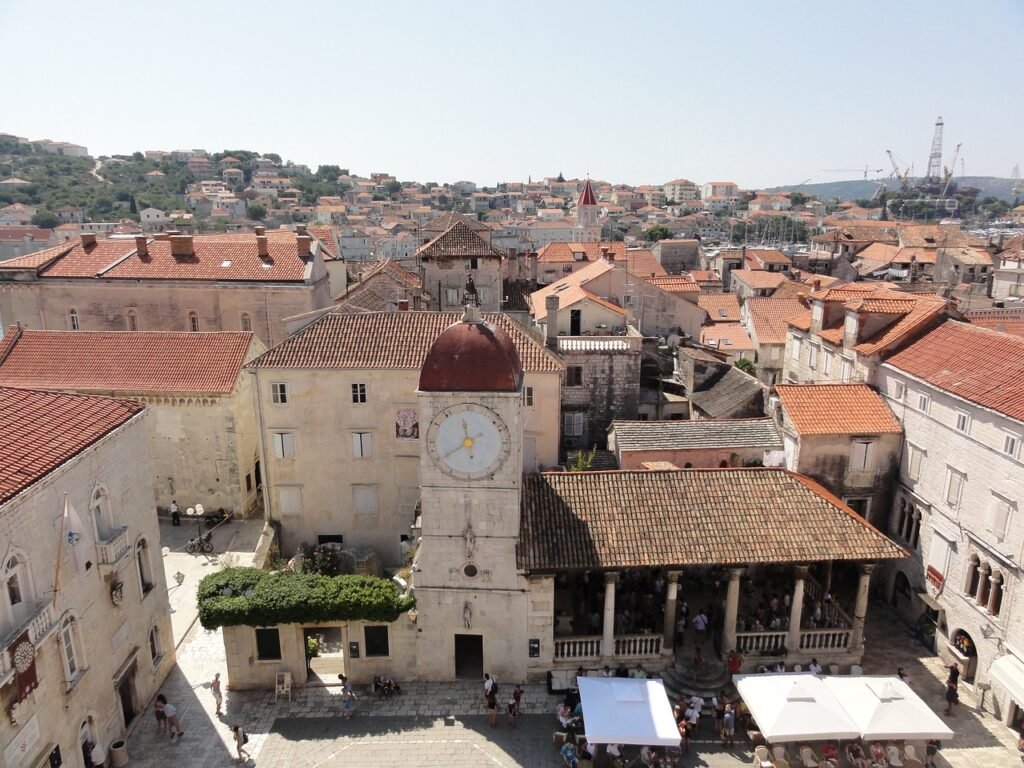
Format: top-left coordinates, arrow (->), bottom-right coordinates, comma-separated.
416,221 -> 504,260
745,297 -> 807,345
578,179 -> 597,207
0,331 -> 253,394
643,275 -> 700,294
884,321 -> 1024,422
517,468 -> 906,571
249,311 -> 562,373
697,294 -> 741,322
0,387 -> 144,504
536,242 -> 627,263
853,296 -> 947,356
0,227 -> 52,242
700,323 -> 754,352
963,308 -> 1024,339
774,384 -> 903,435
730,269 -> 787,291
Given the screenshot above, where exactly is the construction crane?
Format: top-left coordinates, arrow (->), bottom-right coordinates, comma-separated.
926,116 -> 944,180
1012,165 -> 1022,197
821,165 -> 885,179
886,149 -> 912,189
940,142 -> 962,198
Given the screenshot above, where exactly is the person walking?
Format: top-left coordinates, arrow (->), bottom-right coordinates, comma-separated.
943,681 -> 959,715
154,694 -> 168,734
486,687 -> 498,728
483,672 -> 496,701
231,724 -> 250,762
342,689 -> 358,719
211,672 -> 223,716
170,500 -> 180,526
163,697 -> 183,740
721,703 -> 735,748
924,738 -> 941,767
692,609 -> 709,646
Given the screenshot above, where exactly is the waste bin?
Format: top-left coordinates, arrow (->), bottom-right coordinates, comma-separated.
110,739 -> 128,767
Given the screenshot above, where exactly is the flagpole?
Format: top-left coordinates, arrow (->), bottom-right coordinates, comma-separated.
52,493 -> 67,608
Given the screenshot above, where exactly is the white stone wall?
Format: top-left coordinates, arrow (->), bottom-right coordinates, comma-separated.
0,410 -> 173,767
423,259 -> 502,313
877,364 -> 1024,721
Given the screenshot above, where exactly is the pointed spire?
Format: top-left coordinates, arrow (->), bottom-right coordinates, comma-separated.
578,178 -> 597,207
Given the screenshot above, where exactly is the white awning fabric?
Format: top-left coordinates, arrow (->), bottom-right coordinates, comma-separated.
577,677 -> 680,747
990,654 -> 1024,707
823,677 -> 953,741
735,674 -> 860,742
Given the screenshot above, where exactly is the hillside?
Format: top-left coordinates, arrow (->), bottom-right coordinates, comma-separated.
768,176 -> 1019,202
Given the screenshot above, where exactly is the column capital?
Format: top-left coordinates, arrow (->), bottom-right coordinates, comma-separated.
859,563 -> 878,576
990,571 -> 1003,584
666,570 -> 682,584
978,562 -> 992,574
604,571 -> 619,585
793,564 -> 810,579
727,567 -> 745,580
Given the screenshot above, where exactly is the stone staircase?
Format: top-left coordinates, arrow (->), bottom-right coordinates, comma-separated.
659,649 -> 735,712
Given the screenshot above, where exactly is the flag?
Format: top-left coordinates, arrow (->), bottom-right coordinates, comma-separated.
63,496 -> 88,571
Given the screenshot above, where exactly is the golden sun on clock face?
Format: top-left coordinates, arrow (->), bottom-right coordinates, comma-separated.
426,404 -> 510,481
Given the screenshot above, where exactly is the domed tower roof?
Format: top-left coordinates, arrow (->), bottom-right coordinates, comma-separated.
419,308 -> 523,392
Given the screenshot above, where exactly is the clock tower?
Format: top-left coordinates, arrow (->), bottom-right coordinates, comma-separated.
413,301 -> 528,681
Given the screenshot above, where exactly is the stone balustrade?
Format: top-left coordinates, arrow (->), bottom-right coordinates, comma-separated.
97,525 -> 131,566
736,630 -> 787,654
554,636 -> 602,660
613,633 -> 662,659
553,633 -> 663,661
799,627 -> 852,651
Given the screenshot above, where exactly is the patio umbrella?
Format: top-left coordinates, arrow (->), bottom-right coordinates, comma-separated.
823,676 -> 953,741
735,673 -> 860,742
577,677 -> 680,747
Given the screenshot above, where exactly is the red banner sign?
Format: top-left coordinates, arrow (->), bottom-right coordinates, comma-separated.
926,566 -> 944,588
12,630 -> 37,703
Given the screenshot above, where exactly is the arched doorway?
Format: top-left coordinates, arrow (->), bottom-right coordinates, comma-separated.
951,629 -> 978,684
892,571 -> 911,608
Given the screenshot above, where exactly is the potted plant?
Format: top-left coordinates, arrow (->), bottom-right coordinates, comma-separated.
306,636 -> 320,671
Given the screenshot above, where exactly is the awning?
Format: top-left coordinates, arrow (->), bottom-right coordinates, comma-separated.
916,591 -> 943,611
578,677 -> 680,747
989,654 -> 1024,706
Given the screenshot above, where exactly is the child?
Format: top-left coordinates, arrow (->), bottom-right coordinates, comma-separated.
154,694 -> 167,734
232,724 -> 250,763
211,673 -> 223,716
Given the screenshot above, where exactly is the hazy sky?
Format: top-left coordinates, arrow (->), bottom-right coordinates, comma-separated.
2,0 -> 1021,188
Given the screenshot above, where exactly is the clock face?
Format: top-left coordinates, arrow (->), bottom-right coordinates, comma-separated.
13,640 -> 34,673
427,404 -> 511,480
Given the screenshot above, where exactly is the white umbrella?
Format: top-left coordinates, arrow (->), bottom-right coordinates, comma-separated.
577,677 -> 680,747
735,673 -> 860,742
823,676 -> 953,741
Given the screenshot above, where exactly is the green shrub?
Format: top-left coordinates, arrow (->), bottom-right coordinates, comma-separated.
197,567 -> 415,629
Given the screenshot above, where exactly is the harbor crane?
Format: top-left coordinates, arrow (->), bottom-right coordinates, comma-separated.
886,150 -> 912,189
821,165 -> 885,179
940,143 -> 962,198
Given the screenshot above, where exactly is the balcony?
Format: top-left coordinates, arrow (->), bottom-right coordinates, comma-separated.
0,600 -> 58,684
96,526 -> 131,566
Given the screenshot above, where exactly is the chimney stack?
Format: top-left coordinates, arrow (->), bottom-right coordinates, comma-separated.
529,251 -> 538,288
153,232 -> 171,241
545,294 -> 560,348
170,235 -> 194,257
256,235 -> 270,259
135,236 -> 148,257
397,299 -> 410,311
79,233 -> 97,247
411,286 -> 422,311
812,279 -> 821,292
601,245 -> 610,261
297,235 -> 313,256
254,225 -> 266,236
295,223 -> 308,236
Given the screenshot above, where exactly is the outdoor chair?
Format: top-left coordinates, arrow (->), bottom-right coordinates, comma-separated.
792,664 -> 802,672
850,664 -> 864,676
798,745 -> 820,767
902,745 -> 921,763
886,745 -> 904,766
771,744 -> 791,768
753,745 -> 774,768
828,664 -> 840,675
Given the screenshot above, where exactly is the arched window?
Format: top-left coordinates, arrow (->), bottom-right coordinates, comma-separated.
988,571 -> 1004,616
964,554 -> 980,597
90,486 -> 116,541
126,309 -> 138,331
69,309 -> 80,331
188,311 -> 200,332
60,615 -> 83,681
136,539 -> 154,597
3,554 -> 32,628
240,313 -> 252,332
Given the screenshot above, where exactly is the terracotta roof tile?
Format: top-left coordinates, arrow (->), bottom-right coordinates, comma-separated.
0,387 -> 144,504
700,323 -> 754,352
611,417 -> 782,452
745,297 -> 807,345
884,320 -> 1024,421
249,311 -> 563,373
697,294 -> 741,322
517,468 -> 906,571
730,269 -> 788,291
416,221 -> 504,260
774,384 -> 903,435
644,275 -> 701,295
963,308 -> 1024,339
0,331 -> 253,394
421,211 -> 492,235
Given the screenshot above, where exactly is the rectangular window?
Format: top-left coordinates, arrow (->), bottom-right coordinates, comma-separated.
807,345 -> 818,370
61,622 -> 79,678
354,485 -> 378,516
917,393 -> 930,413
928,532 -> 951,583
445,288 -> 460,305
351,383 -> 367,404
840,358 -> 852,382
564,412 -> 585,437
469,257 -> 479,270
189,313 -> 200,332
945,468 -> 964,508
364,626 -> 390,657
255,628 -> 282,661
273,432 -> 296,459
278,487 -> 302,516
850,440 -> 875,470
352,431 -> 373,458
566,366 -> 583,387
790,337 -> 801,361
991,495 -> 1013,541
821,350 -> 832,374
524,386 -> 534,407
907,444 -> 924,482
954,410 -> 970,433
241,314 -> 252,332
317,534 -> 344,544
892,380 -> 905,401
271,382 -> 288,404
1004,432 -> 1020,459
69,311 -> 80,331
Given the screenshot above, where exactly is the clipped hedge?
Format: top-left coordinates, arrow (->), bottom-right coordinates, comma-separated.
197,567 -> 415,630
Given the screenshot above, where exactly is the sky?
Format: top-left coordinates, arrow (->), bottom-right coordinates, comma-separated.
1,0 -> 1021,188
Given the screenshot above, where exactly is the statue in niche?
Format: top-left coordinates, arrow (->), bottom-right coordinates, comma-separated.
463,601 -> 472,629
462,521 -> 475,560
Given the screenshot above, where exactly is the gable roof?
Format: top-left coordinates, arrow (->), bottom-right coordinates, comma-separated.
774,384 -> 902,435
700,323 -> 754,352
0,387 -> 144,504
697,294 -> 741,322
963,308 -> 1024,339
884,321 -> 1024,422
249,311 -> 563,374
610,417 -> 782,452
420,211 -> 492,235
690,366 -> 764,418
0,330 -> 254,395
529,259 -> 616,319
730,269 -> 788,291
416,220 -> 505,260
643,275 -> 701,295
334,259 -> 422,312
745,297 -> 808,345
517,468 -> 906,571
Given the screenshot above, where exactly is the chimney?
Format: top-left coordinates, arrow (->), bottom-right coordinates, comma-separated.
529,251 -> 538,287
254,225 -> 266,236
135,236 -> 149,257
411,286 -> 422,311
812,279 -> 821,292
79,233 -> 97,247
295,223 -> 308,236
170,235 -> 194,257
297,234 -> 313,256
397,299 -> 410,311
545,294 -> 560,348
256,235 -> 269,259
601,245 -> 611,261
153,232 -> 171,241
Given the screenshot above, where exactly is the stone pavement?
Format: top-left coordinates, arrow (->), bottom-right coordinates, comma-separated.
126,537 -> 1024,767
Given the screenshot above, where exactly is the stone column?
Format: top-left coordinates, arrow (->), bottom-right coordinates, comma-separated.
850,563 -> 876,651
601,572 -> 618,662
787,565 -> 809,655
976,563 -> 992,607
662,571 -> 682,656
722,567 -> 744,658
821,560 -> 834,596
987,572 -> 1003,615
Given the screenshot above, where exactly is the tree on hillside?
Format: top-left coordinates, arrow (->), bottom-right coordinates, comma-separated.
315,164 -> 343,181
788,192 -> 809,206
31,211 -> 59,229
246,203 -> 267,221
262,153 -> 282,165
644,224 -> 673,241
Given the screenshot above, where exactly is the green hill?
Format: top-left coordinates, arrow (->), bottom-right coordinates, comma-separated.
768,177 -> 1019,203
